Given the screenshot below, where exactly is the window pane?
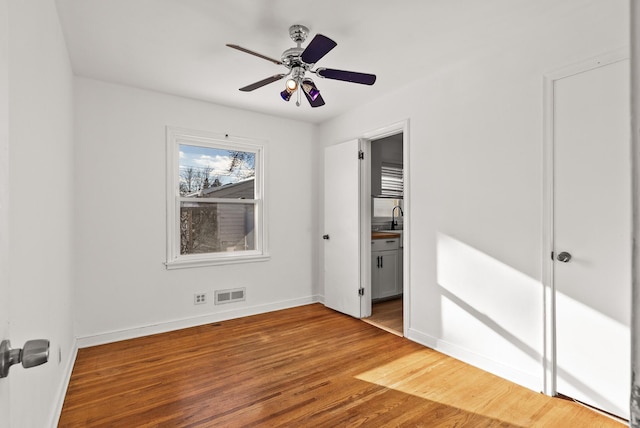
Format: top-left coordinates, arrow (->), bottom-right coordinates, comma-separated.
180,202 -> 255,254
179,145 -> 255,198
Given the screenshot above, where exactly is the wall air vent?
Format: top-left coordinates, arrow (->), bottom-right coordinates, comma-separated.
214,287 -> 246,305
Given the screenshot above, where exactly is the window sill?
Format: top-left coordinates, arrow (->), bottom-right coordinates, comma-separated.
165,253 -> 270,270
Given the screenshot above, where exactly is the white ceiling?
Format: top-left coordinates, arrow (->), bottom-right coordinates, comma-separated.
55,0 -> 574,124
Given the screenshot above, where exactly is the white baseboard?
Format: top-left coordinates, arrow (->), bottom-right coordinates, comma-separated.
76,295 -> 321,348
49,338 -> 78,428
407,327 -> 542,393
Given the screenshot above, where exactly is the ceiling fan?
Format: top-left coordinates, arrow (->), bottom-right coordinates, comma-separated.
226,24 -> 376,108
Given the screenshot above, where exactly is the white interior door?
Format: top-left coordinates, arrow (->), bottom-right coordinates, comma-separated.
324,140 -> 362,318
0,189 -> 8,423
0,233 -> 8,426
0,164 -> 9,426
0,0 -> 10,418
554,57 -> 630,419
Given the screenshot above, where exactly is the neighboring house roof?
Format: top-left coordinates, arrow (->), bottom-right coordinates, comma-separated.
187,177 -> 255,199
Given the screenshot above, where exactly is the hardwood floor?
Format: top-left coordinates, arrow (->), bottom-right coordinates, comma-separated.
59,304 -> 624,427
363,297 -> 403,336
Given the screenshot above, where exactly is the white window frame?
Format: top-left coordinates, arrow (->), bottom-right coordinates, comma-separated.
165,127 -> 269,269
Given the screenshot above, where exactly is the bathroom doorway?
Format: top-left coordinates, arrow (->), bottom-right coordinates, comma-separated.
363,131 -> 404,336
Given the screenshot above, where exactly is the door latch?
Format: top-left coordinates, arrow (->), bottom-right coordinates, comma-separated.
0,339 -> 50,378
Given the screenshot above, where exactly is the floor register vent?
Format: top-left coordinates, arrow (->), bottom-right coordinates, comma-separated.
214,288 -> 246,305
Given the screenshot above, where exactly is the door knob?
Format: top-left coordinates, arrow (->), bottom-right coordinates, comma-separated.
322,234 -> 330,240
0,339 -> 50,378
557,252 -> 572,263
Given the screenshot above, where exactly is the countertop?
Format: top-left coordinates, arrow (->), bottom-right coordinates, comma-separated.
371,231 -> 401,240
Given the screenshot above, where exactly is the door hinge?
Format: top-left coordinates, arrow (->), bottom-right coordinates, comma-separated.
358,287 -> 364,296
358,150 -> 364,160
551,251 -> 554,261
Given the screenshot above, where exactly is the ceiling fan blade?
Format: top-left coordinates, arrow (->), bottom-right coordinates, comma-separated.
226,44 -> 283,65
316,68 -> 376,85
300,34 -> 337,64
239,74 -> 286,92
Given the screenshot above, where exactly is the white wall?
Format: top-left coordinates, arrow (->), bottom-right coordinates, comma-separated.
6,0 -> 76,426
317,0 -> 628,391
74,78 -> 317,343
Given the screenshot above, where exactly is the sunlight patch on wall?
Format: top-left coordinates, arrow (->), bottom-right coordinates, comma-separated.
436,233 -> 542,375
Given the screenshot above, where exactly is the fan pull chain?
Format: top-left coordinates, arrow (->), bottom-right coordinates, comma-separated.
296,85 -> 301,107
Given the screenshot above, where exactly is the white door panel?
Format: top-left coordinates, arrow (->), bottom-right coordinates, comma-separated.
554,58 -> 630,418
0,2 -> 10,419
0,234 -> 8,426
324,140 -> 361,318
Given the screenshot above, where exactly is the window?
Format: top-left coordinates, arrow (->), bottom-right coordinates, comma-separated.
380,163 -> 403,198
166,127 -> 268,269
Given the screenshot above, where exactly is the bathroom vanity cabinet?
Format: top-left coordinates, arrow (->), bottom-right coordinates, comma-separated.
371,235 -> 401,300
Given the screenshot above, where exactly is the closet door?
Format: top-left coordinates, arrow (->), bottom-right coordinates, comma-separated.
553,57 -> 630,419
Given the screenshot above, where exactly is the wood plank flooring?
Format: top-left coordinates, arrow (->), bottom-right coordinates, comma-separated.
59,304 -> 624,427
364,297 -> 403,336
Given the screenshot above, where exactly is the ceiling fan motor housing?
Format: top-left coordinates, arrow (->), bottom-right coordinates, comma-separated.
281,47 -> 305,68
283,25 -> 312,71
292,67 -> 306,80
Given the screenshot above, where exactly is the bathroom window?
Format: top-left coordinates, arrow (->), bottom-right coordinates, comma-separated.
380,163 -> 403,197
165,127 -> 268,269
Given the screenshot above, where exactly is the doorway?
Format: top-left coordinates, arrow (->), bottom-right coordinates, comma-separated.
322,120 -> 409,336
363,130 -> 406,336
543,51 -> 630,420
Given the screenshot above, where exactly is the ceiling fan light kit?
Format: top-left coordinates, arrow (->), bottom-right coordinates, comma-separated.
302,80 -> 320,101
227,24 -> 376,108
280,88 -> 294,102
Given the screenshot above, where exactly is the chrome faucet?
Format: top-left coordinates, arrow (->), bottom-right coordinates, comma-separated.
391,205 -> 403,230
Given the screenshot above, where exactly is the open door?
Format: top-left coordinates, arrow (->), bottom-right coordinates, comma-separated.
0,5 -> 10,416
324,139 -> 363,318
0,225 -> 8,424
0,5 -> 10,418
